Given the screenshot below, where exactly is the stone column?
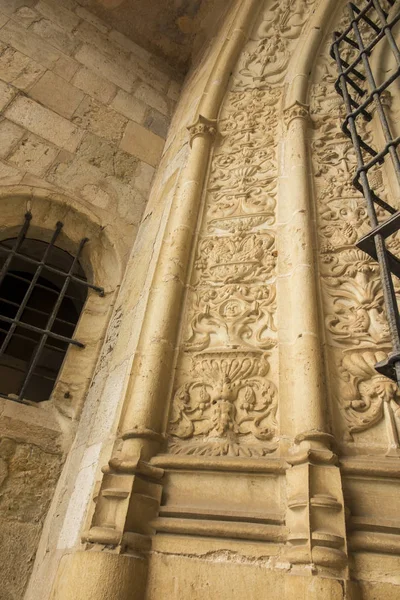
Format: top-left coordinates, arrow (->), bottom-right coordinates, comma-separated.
48,2 -> 261,598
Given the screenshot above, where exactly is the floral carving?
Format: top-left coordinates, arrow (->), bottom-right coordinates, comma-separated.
234,0 -> 316,89
184,284 -> 276,353
323,250 -> 389,347
310,1 -> 400,451
168,352 -> 278,457
339,352 -> 400,454
195,233 -> 276,285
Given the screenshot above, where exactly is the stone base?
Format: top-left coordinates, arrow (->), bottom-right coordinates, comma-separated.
50,551 -> 148,600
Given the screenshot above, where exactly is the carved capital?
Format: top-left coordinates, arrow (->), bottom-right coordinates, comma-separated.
283,101 -> 310,129
188,115 -> 217,146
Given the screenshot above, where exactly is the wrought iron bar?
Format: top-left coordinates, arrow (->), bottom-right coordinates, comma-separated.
331,0 -> 400,383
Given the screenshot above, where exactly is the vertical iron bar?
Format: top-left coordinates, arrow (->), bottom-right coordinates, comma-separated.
0,213 -> 31,288
331,0 -> 400,384
372,0 -> 400,66
0,222 -> 63,359
17,237 -> 88,402
349,4 -> 400,189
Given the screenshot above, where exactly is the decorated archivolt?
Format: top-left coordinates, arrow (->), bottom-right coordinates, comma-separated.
310,1 -> 400,453
166,0 -> 317,457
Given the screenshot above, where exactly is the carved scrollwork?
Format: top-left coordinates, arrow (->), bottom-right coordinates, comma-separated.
338,351 -> 400,453
322,250 -> 389,347
168,352 -> 278,457
184,283 -> 277,353
234,0 -> 316,89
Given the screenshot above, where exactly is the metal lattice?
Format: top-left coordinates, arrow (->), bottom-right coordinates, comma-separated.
331,0 -> 400,384
0,213 -> 104,405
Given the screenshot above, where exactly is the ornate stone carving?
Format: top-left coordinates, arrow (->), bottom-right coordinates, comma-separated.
234,0 -> 316,89
283,102 -> 310,129
188,115 -> 217,146
184,283 -> 277,353
339,351 -> 400,453
168,352 -> 278,457
322,250 -> 389,347
310,1 -> 400,452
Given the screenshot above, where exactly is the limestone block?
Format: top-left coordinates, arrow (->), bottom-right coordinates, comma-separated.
120,120 -> 164,167
130,57 -> 170,93
49,551 -> 147,600
0,78 -> 16,110
0,159 -> 21,184
143,108 -> 169,138
53,54 -> 79,82
29,71 -> 84,118
8,133 -> 59,176
75,6 -> 109,34
167,79 -> 181,102
0,19 -> 60,68
146,552 -> 345,600
134,161 -> 155,196
0,519 -> 43,600
31,19 -> 80,56
134,82 -> 169,116
74,44 -> 135,93
14,6 -> 40,28
108,29 -> 151,63
110,89 -> 147,124
0,47 -> 45,90
76,132 -> 139,183
49,155 -> 105,192
35,0 -> 80,32
0,0 -> 36,15
5,96 -> 84,152
0,118 -> 24,157
74,21 -> 124,60
72,66 -> 116,104
72,96 -> 127,143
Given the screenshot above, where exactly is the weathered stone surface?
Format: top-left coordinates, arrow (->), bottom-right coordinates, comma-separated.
72,96 -> 127,143
143,108 -> 169,138
110,89 -> 146,124
134,82 -> 169,116
0,118 -> 24,157
72,66 -> 116,104
0,19 -> 60,68
8,133 -> 58,176
29,70 -> 84,118
5,96 -> 84,151
0,47 -> 45,90
74,44 -> 135,92
120,120 -> 164,166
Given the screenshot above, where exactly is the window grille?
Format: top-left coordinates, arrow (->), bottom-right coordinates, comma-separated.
331,0 -> 400,384
0,213 -> 104,405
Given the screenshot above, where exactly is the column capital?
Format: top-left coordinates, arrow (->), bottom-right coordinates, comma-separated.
188,114 -> 218,146
283,101 -> 310,129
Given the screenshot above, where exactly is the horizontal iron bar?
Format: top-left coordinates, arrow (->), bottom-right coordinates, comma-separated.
0,244 -> 104,295
0,314 -> 84,347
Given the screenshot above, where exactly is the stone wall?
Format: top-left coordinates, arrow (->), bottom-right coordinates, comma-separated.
0,2 -> 182,598
0,0 -> 181,248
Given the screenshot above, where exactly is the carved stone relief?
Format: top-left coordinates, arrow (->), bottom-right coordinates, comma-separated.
166,0 -> 320,457
310,3 -> 400,452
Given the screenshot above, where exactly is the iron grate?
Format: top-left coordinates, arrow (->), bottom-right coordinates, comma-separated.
331,0 -> 400,383
0,213 -> 104,405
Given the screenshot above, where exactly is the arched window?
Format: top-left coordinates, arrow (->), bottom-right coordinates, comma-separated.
0,213 -> 104,405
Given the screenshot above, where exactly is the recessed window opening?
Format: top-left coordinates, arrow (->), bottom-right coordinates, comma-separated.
0,213 -> 104,405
